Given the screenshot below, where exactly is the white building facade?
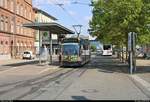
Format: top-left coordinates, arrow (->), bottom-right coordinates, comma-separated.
33,8 -> 59,55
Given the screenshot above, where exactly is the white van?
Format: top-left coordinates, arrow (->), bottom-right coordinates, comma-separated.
102,44 -> 113,56
22,51 -> 35,59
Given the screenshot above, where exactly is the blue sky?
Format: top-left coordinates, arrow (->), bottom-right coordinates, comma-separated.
32,0 -> 93,35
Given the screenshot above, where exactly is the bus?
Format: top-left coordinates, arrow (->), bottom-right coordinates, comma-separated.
102,44 -> 113,56
61,37 -> 91,67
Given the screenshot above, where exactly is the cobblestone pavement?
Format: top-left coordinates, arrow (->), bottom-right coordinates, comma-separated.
0,54 -> 149,100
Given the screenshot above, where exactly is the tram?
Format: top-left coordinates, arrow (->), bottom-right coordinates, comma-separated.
61,37 -> 91,67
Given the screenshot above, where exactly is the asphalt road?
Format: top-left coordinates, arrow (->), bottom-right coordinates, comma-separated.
0,54 -> 149,100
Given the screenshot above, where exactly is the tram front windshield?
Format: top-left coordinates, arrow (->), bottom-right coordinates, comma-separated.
63,44 -> 79,55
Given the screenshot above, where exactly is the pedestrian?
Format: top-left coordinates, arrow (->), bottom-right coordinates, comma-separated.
40,45 -> 48,64
59,53 -> 62,64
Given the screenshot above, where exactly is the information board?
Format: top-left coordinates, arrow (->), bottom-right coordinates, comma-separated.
128,32 -> 132,51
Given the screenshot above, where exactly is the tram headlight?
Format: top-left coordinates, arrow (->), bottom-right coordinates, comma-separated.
78,57 -> 81,61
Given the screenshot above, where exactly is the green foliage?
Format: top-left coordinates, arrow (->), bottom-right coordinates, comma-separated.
90,45 -> 97,52
90,0 -> 150,46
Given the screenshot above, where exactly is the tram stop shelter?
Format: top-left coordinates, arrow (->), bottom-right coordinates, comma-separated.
23,22 -> 74,65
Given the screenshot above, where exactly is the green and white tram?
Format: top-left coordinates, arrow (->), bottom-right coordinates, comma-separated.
61,37 -> 91,67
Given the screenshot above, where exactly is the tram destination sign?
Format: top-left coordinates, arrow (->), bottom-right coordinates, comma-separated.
63,38 -> 79,43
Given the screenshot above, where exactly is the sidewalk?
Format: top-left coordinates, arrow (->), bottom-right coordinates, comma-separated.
135,59 -> 150,83
0,55 -> 59,66
128,59 -> 150,99
0,59 -> 38,66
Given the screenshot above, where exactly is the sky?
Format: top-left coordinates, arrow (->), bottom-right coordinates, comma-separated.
32,0 -> 93,35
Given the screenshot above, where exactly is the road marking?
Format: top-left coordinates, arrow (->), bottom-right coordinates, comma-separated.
130,75 -> 150,92
0,67 -> 19,74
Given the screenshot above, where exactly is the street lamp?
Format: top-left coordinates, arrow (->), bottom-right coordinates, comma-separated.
72,25 -> 82,39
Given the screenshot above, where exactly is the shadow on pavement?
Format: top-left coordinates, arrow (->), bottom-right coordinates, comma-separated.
71,96 -> 89,100
2,58 -> 61,67
82,55 -> 129,74
83,55 -> 150,74
3,60 -> 39,67
3,55 -> 149,74
96,64 -> 129,74
136,66 -> 150,74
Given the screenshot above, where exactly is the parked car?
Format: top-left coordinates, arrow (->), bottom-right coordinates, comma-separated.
96,49 -> 103,55
22,51 -> 35,60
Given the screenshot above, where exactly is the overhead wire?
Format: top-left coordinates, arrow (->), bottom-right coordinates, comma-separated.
47,0 -> 93,33
71,0 -> 92,6
72,0 -> 93,6
54,0 -> 81,25
34,0 -> 91,28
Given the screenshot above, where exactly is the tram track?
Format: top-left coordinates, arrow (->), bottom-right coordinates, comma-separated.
0,68 -> 70,96
15,68 -> 78,100
53,68 -> 88,100
18,68 -> 87,100
0,67 -> 87,100
0,68 -> 64,88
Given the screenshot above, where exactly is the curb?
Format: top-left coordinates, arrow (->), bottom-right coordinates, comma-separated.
129,75 -> 150,99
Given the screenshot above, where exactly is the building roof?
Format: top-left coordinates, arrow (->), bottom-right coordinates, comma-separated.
70,35 -> 90,39
23,22 -> 75,34
89,35 -> 97,40
33,7 -> 58,20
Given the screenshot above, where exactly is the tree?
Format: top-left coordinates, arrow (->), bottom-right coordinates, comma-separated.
90,0 -> 150,44
91,45 -> 97,52
90,0 -> 150,60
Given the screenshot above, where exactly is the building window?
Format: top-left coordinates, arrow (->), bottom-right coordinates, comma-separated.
5,17 -> 8,32
0,15 -> 4,31
20,5 -> 23,16
19,23 -> 21,34
0,0 -> 4,7
5,41 -> 8,45
21,22 -> 23,34
24,7 -> 27,18
17,3 -> 19,14
22,22 -> 25,34
10,0 -> 14,12
29,10 -> 32,20
0,16 -> 1,31
1,41 -> 3,45
35,18 -> 38,22
10,19 -> 14,33
7,0 -> 10,10
19,4 -> 22,15
4,0 -> 7,9
17,21 -> 20,34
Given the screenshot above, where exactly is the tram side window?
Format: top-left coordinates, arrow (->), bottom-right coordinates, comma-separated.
83,44 -> 89,50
